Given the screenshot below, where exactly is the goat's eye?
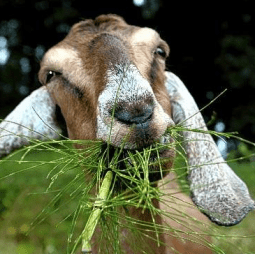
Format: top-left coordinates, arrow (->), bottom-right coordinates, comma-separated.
46,71 -> 55,83
155,47 -> 167,58
46,71 -> 58,83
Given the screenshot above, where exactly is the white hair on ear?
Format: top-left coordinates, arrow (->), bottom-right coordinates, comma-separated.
0,86 -> 61,157
165,71 -> 254,225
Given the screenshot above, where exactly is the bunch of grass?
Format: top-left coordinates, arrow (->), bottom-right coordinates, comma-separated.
1,118 -> 255,253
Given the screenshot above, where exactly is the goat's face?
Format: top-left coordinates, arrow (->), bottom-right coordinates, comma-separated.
0,14 -> 253,228
38,14 -> 175,171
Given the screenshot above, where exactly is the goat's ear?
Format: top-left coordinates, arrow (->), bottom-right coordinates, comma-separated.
165,71 -> 254,226
0,86 -> 62,158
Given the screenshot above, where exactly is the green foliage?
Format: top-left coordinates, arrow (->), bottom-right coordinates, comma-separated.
0,125 -> 255,253
0,132 -> 198,253
0,142 -> 84,253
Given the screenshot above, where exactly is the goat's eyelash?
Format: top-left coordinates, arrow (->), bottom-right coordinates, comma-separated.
46,71 -> 61,83
154,47 -> 167,58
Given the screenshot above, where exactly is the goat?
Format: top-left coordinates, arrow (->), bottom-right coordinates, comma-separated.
0,14 -> 254,253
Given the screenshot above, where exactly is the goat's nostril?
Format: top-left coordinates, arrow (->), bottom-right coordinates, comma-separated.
114,104 -> 154,125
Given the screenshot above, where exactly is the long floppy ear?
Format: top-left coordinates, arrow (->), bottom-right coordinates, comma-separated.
165,71 -> 254,226
0,86 -> 62,158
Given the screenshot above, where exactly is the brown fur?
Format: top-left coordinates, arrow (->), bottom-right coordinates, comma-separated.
39,14 -> 171,140
38,14 -> 212,253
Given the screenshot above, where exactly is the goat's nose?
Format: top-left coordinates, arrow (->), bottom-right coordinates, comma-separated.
114,103 -> 154,125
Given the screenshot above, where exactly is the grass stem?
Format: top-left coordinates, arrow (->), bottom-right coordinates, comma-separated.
81,170 -> 113,253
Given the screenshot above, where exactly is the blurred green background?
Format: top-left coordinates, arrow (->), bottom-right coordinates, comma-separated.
1,0 -> 255,253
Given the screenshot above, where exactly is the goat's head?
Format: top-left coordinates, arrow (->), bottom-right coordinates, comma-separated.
39,15 -> 172,146
0,14 -> 254,226
38,14 -> 175,176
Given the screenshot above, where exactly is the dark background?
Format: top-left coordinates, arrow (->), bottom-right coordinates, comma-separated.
1,0 -> 255,147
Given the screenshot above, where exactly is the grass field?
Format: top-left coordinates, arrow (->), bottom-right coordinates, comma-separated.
0,144 -> 254,253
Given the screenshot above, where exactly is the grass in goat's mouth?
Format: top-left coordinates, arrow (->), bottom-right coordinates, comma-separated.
95,138 -> 175,192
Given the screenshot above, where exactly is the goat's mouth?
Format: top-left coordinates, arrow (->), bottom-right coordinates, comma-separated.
96,100 -> 175,189
97,98 -> 175,150
98,132 -> 175,191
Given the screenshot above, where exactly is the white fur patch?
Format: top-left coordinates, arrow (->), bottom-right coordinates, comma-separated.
131,28 -> 158,46
43,47 -> 80,72
0,87 -> 61,157
100,64 -> 154,107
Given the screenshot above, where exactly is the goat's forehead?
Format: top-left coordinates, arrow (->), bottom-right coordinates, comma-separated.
131,27 -> 159,45
42,46 -> 80,71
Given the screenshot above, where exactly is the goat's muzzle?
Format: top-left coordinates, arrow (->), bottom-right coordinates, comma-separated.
96,64 -> 174,150
113,98 -> 154,127
97,100 -> 174,150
